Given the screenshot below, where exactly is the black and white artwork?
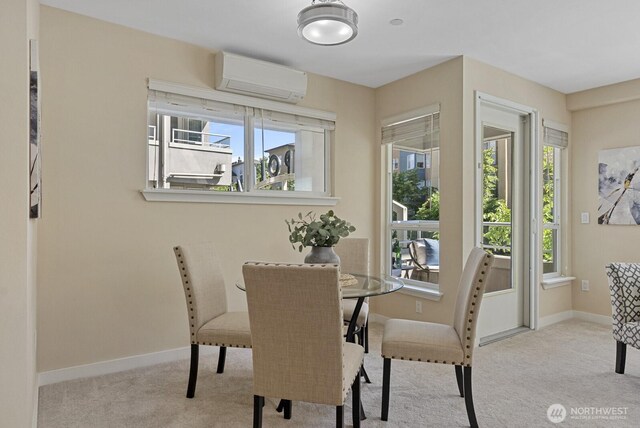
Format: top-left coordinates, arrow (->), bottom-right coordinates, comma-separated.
30,40 -> 41,219
598,145 -> 640,225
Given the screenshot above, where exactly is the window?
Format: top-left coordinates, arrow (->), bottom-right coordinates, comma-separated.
146,81 -> 335,199
542,122 -> 568,277
383,105 -> 440,290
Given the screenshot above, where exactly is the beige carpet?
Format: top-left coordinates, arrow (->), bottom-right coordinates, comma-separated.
38,319 -> 640,427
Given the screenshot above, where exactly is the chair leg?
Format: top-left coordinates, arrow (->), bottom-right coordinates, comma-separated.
364,322 -> 369,354
381,358 -> 391,421
186,344 -> 198,398
352,368 -> 361,428
358,326 -> 365,350
253,395 -> 264,428
463,366 -> 478,428
615,341 -> 627,374
336,405 -> 344,428
284,400 -> 292,420
216,346 -> 227,374
455,365 -> 464,397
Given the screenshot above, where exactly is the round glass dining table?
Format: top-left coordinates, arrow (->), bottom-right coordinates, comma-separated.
236,273 -> 404,344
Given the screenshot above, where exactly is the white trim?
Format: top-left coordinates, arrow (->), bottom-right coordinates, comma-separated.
38,346 -> 217,386
476,92 -> 537,115
474,92 -> 540,330
538,310 -> 612,329
380,103 -> 440,128
397,284 -> 443,301
542,119 -> 569,133
573,310 -> 612,326
148,79 -> 336,122
538,310 -> 574,329
541,276 -> 575,289
141,188 -> 340,206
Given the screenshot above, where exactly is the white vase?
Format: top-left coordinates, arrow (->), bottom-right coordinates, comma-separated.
304,246 -> 341,264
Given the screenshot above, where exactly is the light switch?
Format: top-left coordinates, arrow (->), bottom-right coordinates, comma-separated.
581,212 -> 590,224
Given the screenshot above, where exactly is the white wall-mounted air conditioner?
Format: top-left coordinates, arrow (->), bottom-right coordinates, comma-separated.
214,51 -> 307,104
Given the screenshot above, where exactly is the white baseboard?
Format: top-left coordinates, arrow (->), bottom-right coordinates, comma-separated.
38,345 -> 216,387
538,310 -> 575,329
538,310 -> 612,329
573,310 -> 612,326
39,310 -> 613,387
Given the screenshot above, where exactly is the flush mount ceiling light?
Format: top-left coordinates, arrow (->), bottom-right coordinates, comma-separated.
297,0 -> 358,46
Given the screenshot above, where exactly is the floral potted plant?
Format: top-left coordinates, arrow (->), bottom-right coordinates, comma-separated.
286,210 -> 356,263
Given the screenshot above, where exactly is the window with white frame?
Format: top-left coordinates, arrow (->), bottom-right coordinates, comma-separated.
542,122 -> 567,277
147,83 -> 334,196
383,106 -> 440,289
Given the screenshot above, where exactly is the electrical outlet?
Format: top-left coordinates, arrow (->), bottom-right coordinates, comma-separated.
415,300 -> 423,314
581,280 -> 590,291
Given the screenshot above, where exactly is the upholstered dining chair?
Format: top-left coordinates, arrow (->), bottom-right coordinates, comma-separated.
334,238 -> 370,353
605,262 -> 640,374
243,262 -> 364,428
173,243 -> 252,398
381,247 -> 493,428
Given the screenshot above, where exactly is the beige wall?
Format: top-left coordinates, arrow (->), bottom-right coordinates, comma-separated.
0,0 -> 39,425
373,58 -> 464,324
37,7 -> 376,372
568,80 -> 640,316
463,57 -> 573,319
372,57 -> 573,324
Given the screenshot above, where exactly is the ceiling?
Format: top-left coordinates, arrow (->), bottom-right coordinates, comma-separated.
41,0 -> 640,93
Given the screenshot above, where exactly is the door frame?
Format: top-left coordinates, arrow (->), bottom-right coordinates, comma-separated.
474,91 -> 540,331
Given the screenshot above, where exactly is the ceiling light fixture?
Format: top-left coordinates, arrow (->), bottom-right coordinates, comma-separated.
297,0 -> 358,46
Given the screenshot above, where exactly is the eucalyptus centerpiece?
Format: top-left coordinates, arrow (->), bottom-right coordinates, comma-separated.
286,210 -> 356,263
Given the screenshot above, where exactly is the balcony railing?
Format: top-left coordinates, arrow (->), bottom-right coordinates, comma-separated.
172,128 -> 231,149
481,221 -> 511,254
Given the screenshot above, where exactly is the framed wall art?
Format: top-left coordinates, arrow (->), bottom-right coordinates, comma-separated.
29,39 -> 41,219
598,145 -> 640,225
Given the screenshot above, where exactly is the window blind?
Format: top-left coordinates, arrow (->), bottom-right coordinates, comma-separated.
543,122 -> 568,149
260,109 -> 335,131
382,112 -> 440,151
148,89 -> 246,120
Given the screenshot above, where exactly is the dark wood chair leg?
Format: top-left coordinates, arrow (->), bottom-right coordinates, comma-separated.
284,400 -> 292,420
336,405 -> 344,428
455,365 -> 464,397
615,341 -> 627,374
216,346 -> 227,374
186,344 -> 198,398
358,326 -> 365,350
381,358 -> 391,421
364,322 -> 369,354
463,366 -> 478,428
352,368 -> 361,428
253,395 -> 264,428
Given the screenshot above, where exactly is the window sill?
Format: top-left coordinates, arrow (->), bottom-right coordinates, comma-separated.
541,276 -> 575,290
141,188 -> 340,206
398,283 -> 443,301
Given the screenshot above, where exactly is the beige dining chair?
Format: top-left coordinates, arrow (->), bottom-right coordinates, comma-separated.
380,247 -> 493,428
243,262 -> 364,428
334,238 -> 370,353
174,243 -> 252,398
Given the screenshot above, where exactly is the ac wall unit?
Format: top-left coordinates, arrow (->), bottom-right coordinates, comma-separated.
214,51 -> 307,103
